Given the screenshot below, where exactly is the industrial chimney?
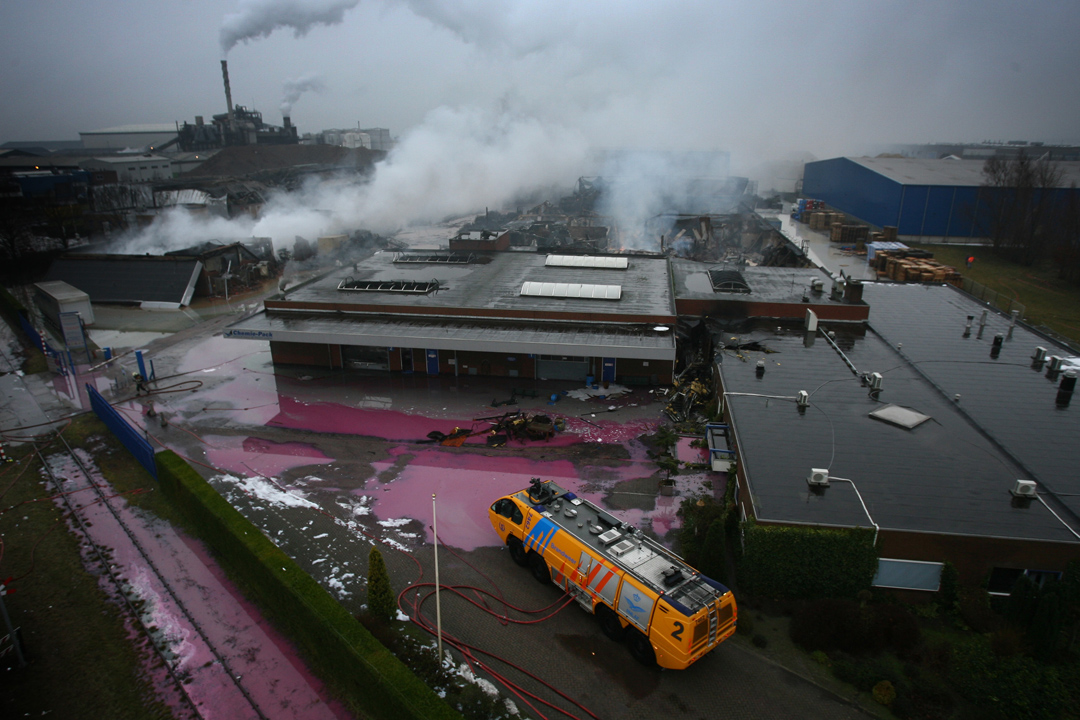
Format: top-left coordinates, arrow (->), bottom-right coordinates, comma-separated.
220,60 -> 234,126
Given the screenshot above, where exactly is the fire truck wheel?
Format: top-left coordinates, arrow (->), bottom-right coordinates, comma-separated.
627,628 -> 657,667
596,605 -> 625,641
528,552 -> 550,584
507,537 -> 529,567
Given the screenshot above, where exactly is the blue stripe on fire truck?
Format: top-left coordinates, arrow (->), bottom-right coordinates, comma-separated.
525,517 -> 558,553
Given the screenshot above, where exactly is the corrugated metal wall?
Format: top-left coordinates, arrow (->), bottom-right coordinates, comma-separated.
803,158 -> 990,239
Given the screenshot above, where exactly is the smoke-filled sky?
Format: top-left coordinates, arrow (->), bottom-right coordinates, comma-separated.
3,0 -> 1078,159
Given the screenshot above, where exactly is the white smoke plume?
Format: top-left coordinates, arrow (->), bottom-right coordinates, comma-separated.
111,104 -> 589,255
220,0 -> 360,56
280,73 -> 326,116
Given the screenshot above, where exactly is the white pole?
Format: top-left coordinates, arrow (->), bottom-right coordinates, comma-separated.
432,493 -> 443,663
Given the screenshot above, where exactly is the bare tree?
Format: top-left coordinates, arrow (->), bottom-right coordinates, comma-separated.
979,152 -> 1067,266
1051,183 -> 1080,283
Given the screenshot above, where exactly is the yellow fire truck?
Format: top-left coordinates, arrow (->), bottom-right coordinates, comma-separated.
489,478 -> 737,670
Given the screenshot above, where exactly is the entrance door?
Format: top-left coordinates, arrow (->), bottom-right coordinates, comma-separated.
601,357 -> 616,383
401,349 -> 414,373
426,349 -> 439,375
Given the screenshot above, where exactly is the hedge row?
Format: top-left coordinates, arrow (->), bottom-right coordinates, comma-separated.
0,285 -> 27,325
740,521 -> 878,599
154,451 -> 461,720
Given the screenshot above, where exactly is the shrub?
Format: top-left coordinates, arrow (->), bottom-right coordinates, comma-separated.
949,635 -> 1068,720
701,518 -> 726,583
752,634 -> 768,648
936,561 -> 960,615
810,650 -> 831,666
870,603 -> 921,656
789,599 -> 860,651
873,680 -> 896,706
739,521 -> 877,600
958,588 -> 998,633
1004,574 -> 1039,628
737,614 -> 754,636
367,546 -> 396,624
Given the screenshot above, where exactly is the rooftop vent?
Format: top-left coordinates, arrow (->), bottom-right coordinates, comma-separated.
545,254 -> 628,269
708,269 -> 751,294
520,281 -> 622,300
337,277 -> 441,294
807,468 -> 829,486
1011,479 -> 1037,498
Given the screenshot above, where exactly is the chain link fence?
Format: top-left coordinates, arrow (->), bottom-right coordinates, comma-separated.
961,277 -> 1026,320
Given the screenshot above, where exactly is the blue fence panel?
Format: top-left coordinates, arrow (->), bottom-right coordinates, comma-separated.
85,384 -> 157,479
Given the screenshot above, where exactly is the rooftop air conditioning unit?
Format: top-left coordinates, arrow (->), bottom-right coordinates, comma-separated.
1011,479 -> 1037,498
807,468 -> 829,486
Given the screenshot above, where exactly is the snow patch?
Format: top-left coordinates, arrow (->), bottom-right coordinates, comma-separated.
214,474 -> 318,509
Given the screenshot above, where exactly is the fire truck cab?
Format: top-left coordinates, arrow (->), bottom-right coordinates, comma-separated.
490,478 -> 736,670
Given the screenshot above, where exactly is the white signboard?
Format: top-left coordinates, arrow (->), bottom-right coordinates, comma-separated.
59,312 -> 86,349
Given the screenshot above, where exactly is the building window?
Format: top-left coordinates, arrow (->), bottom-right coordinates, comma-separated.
128,167 -> 136,171
872,559 -> 944,591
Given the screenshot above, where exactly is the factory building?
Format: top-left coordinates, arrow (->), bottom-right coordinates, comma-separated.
227,251 -> 680,384
81,155 -> 173,183
803,156 -> 1080,242
224,248 -> 866,384
79,124 -> 179,150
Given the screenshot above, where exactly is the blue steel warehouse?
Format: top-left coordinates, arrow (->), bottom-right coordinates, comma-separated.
803,157 -> 1080,241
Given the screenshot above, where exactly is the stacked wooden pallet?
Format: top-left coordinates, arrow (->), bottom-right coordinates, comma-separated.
830,223 -> 870,243
807,211 -> 844,230
876,251 -> 962,285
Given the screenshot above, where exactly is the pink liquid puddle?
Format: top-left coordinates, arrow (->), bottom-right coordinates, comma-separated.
366,447 -> 690,550
204,434 -> 333,478
265,396 -> 491,442
676,436 -> 709,465
46,450 -> 345,720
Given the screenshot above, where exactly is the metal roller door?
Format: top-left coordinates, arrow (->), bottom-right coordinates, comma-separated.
536,355 -> 589,381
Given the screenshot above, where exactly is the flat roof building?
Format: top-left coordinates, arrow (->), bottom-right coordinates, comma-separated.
717,282 -> 1080,591
227,251 -> 678,383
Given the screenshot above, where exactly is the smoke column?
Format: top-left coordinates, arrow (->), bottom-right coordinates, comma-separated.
280,73 -> 326,116
220,0 -> 360,55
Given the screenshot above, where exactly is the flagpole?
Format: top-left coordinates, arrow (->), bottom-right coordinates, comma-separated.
432,493 -> 443,663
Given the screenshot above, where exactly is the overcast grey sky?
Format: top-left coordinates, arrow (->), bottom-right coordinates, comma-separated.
2,0 -> 1078,179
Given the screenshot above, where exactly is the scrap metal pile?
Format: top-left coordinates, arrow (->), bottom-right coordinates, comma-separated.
661,362 -> 713,423
425,411 -> 565,447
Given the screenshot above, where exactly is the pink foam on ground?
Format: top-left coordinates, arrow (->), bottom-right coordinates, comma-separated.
676,436 -> 709,464
46,450 -> 344,720
204,435 -> 333,477
367,449 -> 580,551
366,446 -> 697,550
266,396 -> 491,442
